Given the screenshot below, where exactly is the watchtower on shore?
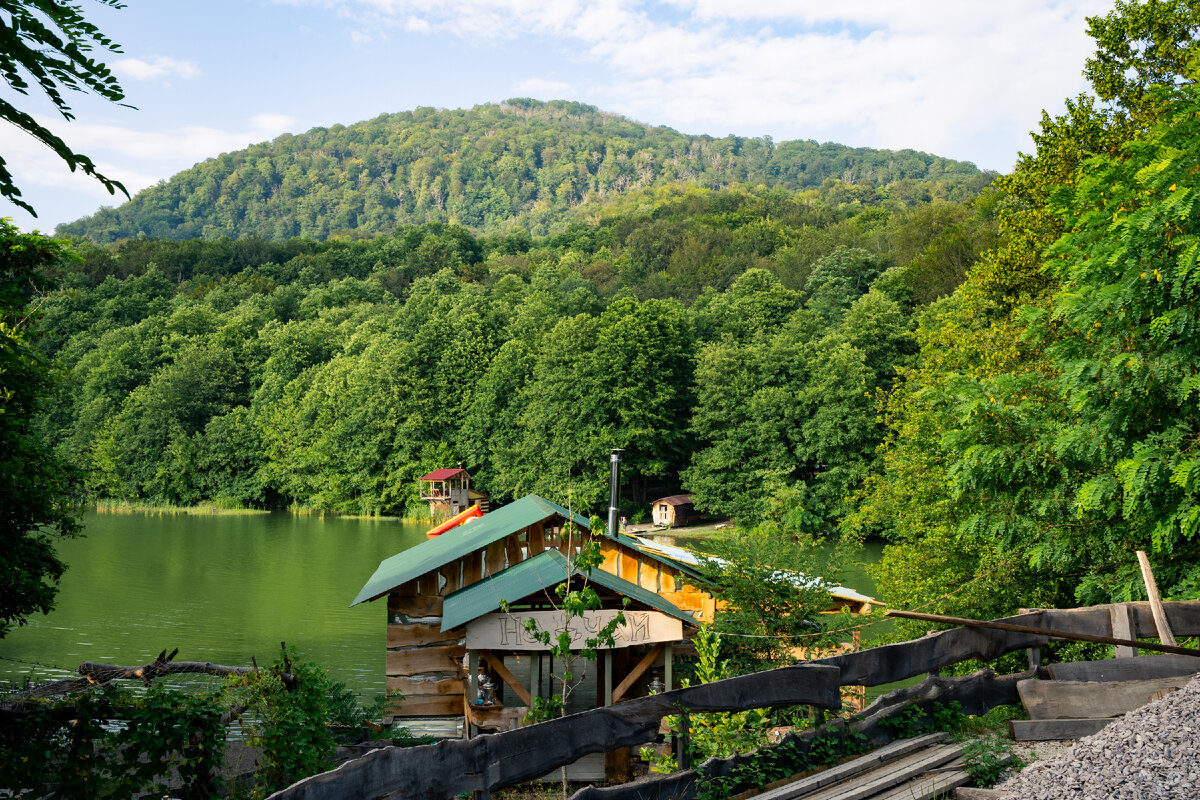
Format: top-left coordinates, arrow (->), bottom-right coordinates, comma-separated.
419,467 -> 489,519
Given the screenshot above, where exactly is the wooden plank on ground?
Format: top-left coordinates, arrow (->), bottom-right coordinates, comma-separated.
387,623 -> 462,648
872,769 -> 970,800
385,645 -> 467,676
1017,676 -> 1190,720
1048,654 -> 1200,682
386,676 -> 464,697
953,789 -> 1005,800
799,743 -> 962,800
1008,718 -> 1115,741
752,733 -> 949,800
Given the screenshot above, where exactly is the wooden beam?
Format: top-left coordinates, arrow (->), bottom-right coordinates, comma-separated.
1017,675 -> 1190,720
1048,654 -> 1200,683
1111,604 -> 1138,658
485,541 -> 506,577
388,593 -> 444,618
506,534 -> 523,568
439,561 -> 462,596
385,645 -> 466,676
611,643 -> 665,704
1008,718 -> 1115,741
384,694 -> 464,716
884,609 -> 1200,657
481,650 -> 532,706
386,676 -> 464,697
387,623 -> 461,648
1138,550 -> 1177,647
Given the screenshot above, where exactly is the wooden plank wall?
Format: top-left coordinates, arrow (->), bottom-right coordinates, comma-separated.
385,588 -> 465,717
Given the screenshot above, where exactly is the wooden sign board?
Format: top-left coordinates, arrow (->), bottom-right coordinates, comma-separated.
466,610 -> 682,651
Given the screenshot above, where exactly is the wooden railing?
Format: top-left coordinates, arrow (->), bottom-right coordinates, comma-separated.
267,601 -> 1200,800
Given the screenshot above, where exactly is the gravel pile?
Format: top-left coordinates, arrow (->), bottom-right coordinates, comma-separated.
995,674 -> 1200,799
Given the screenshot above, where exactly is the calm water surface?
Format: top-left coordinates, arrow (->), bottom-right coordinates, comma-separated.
1,511 -> 426,701
2,516 -> 888,702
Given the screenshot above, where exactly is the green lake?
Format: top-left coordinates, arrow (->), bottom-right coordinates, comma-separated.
1,513 -> 885,703
1,511 -> 427,701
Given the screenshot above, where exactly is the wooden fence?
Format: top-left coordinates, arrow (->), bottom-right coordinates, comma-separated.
267,601 -> 1200,800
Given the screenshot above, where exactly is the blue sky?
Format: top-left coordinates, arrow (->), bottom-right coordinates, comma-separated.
3,0 -> 1113,233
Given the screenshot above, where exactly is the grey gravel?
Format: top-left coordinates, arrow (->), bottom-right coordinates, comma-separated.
995,673 -> 1200,799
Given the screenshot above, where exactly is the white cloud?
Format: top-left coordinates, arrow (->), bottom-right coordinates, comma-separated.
112,56 -> 202,81
274,0 -> 1111,169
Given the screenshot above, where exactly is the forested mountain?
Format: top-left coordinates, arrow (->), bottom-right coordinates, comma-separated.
56,99 -> 990,243
32,184 -> 998,524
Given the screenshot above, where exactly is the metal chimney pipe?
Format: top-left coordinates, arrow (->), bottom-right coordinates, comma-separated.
607,449 -> 623,535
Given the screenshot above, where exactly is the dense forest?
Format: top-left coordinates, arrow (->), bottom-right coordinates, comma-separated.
13,0 -> 1200,632
55,99 -> 990,243
33,181 -> 997,530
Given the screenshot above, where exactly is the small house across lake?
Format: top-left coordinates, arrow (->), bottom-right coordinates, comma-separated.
651,493 -> 698,527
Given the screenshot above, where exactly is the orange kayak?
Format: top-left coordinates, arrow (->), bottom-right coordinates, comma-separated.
425,504 -> 482,537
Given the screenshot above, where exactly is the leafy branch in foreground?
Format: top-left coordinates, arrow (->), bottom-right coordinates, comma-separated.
0,0 -> 131,214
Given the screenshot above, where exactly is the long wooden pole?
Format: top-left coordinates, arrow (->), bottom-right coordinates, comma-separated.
885,608 -> 1200,658
1137,550 -> 1178,647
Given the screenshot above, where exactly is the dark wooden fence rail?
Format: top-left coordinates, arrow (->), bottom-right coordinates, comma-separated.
267,601 -> 1200,800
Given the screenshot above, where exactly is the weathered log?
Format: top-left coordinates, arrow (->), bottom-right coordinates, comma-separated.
1017,675 -> 1191,720
79,658 -> 257,684
1008,718 -> 1115,741
5,650 -> 258,702
266,663 -> 843,800
819,612 -> 1049,686
568,668 -> 1034,800
885,609 -> 1200,657
1047,654 -> 1200,682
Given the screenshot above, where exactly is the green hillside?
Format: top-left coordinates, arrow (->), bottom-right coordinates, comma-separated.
57,99 -> 991,243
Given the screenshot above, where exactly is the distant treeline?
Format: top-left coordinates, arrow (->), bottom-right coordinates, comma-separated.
36,184 -> 997,522
56,99 -> 992,243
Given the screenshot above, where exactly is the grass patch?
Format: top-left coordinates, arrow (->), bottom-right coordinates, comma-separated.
93,499 -> 270,516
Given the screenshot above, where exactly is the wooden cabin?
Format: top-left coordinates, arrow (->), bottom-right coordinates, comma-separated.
419,467 -> 490,519
651,494 -> 698,527
351,494 -> 717,762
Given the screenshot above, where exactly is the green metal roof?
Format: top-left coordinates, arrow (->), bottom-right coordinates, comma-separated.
350,495 -> 589,606
440,549 -> 699,631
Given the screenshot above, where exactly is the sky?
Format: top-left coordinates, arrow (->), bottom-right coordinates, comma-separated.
2,0 -> 1115,234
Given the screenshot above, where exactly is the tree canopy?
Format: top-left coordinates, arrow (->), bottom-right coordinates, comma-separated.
851,0 -> 1200,622
55,99 -> 992,243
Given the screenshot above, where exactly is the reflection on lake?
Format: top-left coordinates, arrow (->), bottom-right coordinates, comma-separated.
1,512 -> 426,701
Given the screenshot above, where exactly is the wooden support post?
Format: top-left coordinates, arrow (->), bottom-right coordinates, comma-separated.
675,709 -> 691,771
611,643 -> 665,704
466,650 -> 479,737
1137,550 -> 1178,647
529,653 -> 540,702
1111,604 -> 1138,658
603,650 -> 613,707
480,650 -> 532,706
664,643 -> 673,690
